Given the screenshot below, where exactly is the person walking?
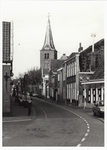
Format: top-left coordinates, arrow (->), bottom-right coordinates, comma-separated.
27,92 -> 32,116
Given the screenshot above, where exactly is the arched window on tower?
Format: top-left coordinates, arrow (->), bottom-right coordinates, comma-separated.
44,53 -> 49,59
47,53 -> 49,59
44,53 -> 46,59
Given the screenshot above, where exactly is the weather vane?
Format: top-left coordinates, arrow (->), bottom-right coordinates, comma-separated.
91,33 -> 96,38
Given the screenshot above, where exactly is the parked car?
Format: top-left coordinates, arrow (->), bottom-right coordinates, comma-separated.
18,94 -> 28,108
32,93 -> 38,97
92,100 -> 104,117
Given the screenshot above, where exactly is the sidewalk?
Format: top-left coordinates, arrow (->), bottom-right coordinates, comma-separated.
68,104 -> 104,123
3,97 -> 36,122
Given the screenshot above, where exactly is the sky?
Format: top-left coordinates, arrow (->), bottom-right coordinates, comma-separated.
1,0 -> 106,78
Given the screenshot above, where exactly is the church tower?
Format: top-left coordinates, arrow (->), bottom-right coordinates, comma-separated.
40,14 -> 57,77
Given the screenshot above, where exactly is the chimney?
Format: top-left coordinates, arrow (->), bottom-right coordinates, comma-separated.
89,52 -> 96,71
78,43 -> 83,52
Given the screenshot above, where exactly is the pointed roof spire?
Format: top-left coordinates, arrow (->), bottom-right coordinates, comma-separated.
42,13 -> 56,50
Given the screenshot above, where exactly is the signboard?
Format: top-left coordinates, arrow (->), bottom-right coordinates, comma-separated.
2,22 -> 11,62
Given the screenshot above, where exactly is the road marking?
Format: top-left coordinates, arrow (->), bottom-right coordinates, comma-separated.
81,138 -> 85,142
35,98 -> 90,147
77,143 -> 81,147
87,129 -> 90,132
85,133 -> 88,136
36,105 -> 48,119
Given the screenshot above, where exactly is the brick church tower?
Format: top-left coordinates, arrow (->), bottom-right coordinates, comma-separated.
40,14 -> 57,77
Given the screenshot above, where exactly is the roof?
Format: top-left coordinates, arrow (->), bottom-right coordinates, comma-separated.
79,39 -> 104,72
68,52 -> 78,59
80,39 -> 104,55
90,59 -> 104,80
60,54 -> 68,60
41,16 -> 56,51
51,59 -> 65,72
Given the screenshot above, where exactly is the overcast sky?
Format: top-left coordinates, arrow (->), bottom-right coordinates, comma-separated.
1,0 -> 105,78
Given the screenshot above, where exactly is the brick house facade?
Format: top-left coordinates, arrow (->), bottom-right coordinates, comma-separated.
3,65 -> 11,116
2,21 -> 13,116
50,39 -> 104,108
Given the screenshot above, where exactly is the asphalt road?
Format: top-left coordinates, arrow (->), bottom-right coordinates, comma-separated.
3,97 -> 104,147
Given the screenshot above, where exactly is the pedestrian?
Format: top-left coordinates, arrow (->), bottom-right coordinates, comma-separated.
27,92 -> 32,116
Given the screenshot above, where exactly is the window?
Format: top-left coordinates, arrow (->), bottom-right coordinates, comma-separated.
63,66 -> 65,81
72,63 -> 74,76
74,62 -> 76,75
67,84 -> 68,99
69,64 -> 71,77
88,89 -> 91,103
58,74 -> 59,81
47,53 -> 49,59
44,53 -> 46,59
71,63 -> 72,76
68,65 -> 70,77
44,53 -> 49,59
67,65 -> 68,77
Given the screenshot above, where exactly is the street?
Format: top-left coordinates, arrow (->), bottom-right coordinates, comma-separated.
3,97 -> 104,147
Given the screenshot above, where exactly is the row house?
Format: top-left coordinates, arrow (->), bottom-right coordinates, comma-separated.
62,52 -> 80,105
48,39 -> 104,108
48,59 -> 65,101
79,39 -> 104,107
80,59 -> 104,108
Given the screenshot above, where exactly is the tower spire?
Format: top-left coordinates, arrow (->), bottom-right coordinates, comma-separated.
42,13 -> 56,50
47,12 -> 51,20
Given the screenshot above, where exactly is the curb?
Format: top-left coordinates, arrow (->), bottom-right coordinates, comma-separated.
3,107 -> 37,123
98,118 -> 104,123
